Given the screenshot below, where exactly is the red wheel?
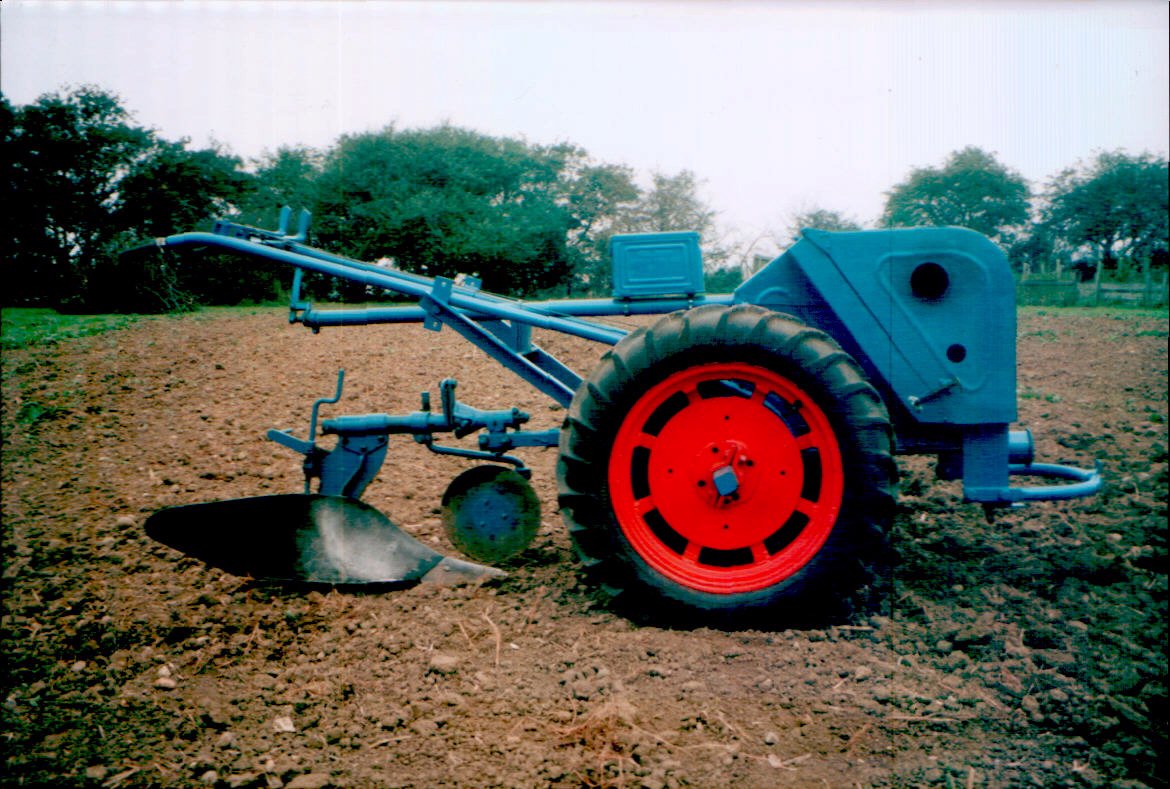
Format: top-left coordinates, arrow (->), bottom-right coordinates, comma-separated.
558,305 -> 895,622
608,362 -> 844,595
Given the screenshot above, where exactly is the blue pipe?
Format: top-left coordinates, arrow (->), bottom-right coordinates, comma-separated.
1006,461 -> 1104,502
156,232 -> 630,346
301,294 -> 736,333
269,233 -> 736,321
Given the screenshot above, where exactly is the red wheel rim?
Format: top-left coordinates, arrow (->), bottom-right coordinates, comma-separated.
607,362 -> 845,595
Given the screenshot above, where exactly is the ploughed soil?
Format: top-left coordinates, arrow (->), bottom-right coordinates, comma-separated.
2,306 -> 1166,789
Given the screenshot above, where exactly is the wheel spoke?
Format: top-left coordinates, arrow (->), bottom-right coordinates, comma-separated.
795,433 -> 820,451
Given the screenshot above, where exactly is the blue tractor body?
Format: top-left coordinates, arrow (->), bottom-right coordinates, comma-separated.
133,210 -> 1100,619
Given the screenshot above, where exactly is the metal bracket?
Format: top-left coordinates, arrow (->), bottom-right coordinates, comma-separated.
288,209 -> 311,243
479,428 -> 560,452
417,435 -> 531,478
454,273 -> 482,291
908,376 -> 960,411
420,278 -> 576,406
288,268 -> 311,323
265,371 -> 346,493
423,278 -> 453,332
319,434 -> 390,498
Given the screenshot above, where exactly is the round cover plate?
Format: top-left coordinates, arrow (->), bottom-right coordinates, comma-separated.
441,466 -> 541,563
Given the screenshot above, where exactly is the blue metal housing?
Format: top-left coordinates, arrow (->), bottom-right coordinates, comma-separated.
738,227 -> 1016,426
610,232 -> 704,299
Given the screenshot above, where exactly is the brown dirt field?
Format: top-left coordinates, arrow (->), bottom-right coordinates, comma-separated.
2,306 -> 1166,788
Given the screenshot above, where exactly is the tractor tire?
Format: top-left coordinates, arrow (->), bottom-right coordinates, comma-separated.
556,304 -> 896,625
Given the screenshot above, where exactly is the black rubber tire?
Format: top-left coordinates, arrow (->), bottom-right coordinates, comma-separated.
556,304 -> 896,625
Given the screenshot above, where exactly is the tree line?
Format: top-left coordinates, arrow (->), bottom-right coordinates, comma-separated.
3,86 -> 1166,313
1,86 -> 725,312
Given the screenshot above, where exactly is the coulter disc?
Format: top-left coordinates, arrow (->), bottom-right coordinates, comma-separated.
442,466 -> 541,563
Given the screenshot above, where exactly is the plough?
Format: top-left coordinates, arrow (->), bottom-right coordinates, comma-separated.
135,208 -> 1101,620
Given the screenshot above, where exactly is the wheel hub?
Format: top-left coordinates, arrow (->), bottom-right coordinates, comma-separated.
647,395 -> 806,551
710,463 -> 739,498
691,440 -> 752,505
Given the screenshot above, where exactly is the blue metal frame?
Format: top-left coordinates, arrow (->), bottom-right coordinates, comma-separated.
419,277 -> 577,406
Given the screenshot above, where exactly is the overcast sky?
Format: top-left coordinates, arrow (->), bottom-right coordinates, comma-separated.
3,0 -> 1167,246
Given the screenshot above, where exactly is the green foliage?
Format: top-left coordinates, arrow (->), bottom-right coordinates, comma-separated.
785,207 -> 862,240
881,146 -> 1030,247
559,162 -> 640,295
1007,222 -> 1065,276
118,140 -> 251,235
1042,150 -> 1169,271
0,86 -> 669,307
3,86 -> 154,306
0,307 -> 138,349
97,141 -> 255,312
7,84 -> 1163,315
616,170 -> 715,234
308,125 -> 579,297
704,266 -> 743,294
2,86 -> 257,312
236,146 -> 323,227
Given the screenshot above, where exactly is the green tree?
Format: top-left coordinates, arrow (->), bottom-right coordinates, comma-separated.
2,86 -> 257,310
1042,150 -> 1169,273
617,170 -> 715,232
311,124 -> 579,297
704,266 -> 743,293
1007,222 -> 1066,277
2,86 -> 154,306
117,140 -> 250,234
111,140 -> 257,310
0,95 -> 26,279
881,146 -> 1030,247
558,161 -> 639,295
237,146 -> 323,228
785,207 -> 862,240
